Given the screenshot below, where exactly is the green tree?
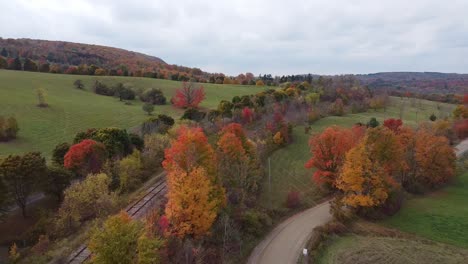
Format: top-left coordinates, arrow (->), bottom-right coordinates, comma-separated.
367,117 -> 380,128
23,58 -> 38,72
0,152 -> 47,217
142,103 -> 154,115
52,142 -> 70,166
89,212 -> 142,264
429,113 -> 437,121
42,166 -> 72,202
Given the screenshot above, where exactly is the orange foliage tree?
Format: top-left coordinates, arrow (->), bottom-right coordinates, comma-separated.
163,126 -> 224,239
305,126 -> 364,188
216,123 -> 260,205
413,129 -> 456,189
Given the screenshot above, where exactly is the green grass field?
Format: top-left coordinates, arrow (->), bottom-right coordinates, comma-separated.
259,98 -> 455,210
316,235 -> 468,264
0,70 -> 265,158
383,171 -> 468,248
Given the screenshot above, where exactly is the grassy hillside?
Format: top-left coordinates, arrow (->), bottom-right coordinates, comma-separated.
317,235 -> 468,264
259,98 -> 455,210
383,171 -> 468,248
0,70 -> 264,158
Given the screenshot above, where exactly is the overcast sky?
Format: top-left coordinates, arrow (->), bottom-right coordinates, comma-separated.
1,0 -> 468,75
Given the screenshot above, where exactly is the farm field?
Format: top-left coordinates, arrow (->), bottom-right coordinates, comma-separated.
316,235 -> 468,264
383,170 -> 468,248
0,70 -> 264,158
259,98 -> 455,210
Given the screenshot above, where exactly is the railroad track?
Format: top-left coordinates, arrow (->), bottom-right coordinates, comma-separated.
66,178 -> 167,264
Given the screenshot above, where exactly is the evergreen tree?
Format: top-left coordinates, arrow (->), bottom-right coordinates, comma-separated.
9,57 -> 22,71
23,58 -> 38,72
0,48 -> 8,57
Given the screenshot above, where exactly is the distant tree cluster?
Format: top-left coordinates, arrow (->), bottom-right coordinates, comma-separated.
0,116 -> 19,141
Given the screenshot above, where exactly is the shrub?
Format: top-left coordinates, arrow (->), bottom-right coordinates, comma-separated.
141,88 -> 167,105
307,108 -> 320,124
93,81 -> 114,96
429,113 -> 437,121
36,87 -> 48,107
73,79 -> 84,89
0,116 -> 19,141
181,108 -> 206,122
256,80 -> 265,86
286,190 -> 301,209
241,210 -> 272,237
140,115 -> 174,135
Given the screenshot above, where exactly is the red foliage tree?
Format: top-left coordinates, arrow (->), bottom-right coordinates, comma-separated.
305,126 -> 364,188
454,119 -> 468,139
171,82 -> 206,108
242,107 -> 253,124
64,139 -> 107,176
383,118 -> 403,133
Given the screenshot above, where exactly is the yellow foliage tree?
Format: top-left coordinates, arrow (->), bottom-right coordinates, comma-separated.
273,131 -> 284,145
336,142 -> 395,208
165,166 -> 219,239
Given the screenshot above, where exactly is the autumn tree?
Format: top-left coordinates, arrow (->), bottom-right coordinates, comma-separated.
163,126 -> 225,238
171,82 -> 205,108
383,118 -> 403,133
364,127 -> 405,175
242,107 -> 253,124
453,105 -> 468,119
216,123 -> 261,205
336,142 -> 396,208
165,166 -> 219,238
74,127 -> 132,157
0,152 -> 46,217
89,211 -> 142,264
305,126 -> 364,188
454,119 -> 468,140
397,127 -> 456,193
64,139 -> 107,176
56,173 -> 117,233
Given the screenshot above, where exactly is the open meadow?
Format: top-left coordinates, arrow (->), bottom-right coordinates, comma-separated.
0,70 -> 264,158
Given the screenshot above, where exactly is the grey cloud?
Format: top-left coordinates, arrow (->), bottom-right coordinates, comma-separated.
1,0 -> 467,75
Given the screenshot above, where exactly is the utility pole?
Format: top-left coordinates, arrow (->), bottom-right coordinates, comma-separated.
268,157 -> 272,208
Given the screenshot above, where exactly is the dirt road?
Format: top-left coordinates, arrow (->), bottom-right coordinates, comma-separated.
247,202 -> 331,264
455,138 -> 468,157
248,139 -> 468,264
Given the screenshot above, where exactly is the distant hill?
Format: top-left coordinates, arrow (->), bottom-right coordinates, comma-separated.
355,72 -> 468,94
0,38 -> 212,79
